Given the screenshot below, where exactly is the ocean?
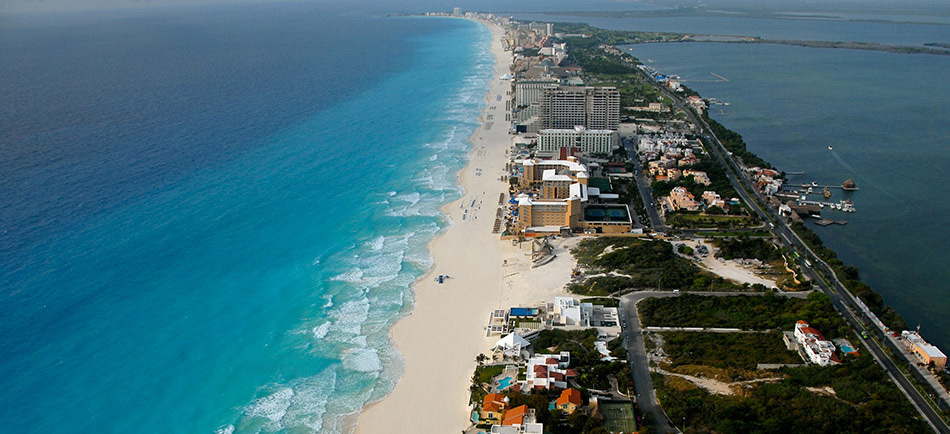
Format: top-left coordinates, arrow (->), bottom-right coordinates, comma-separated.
0,3 -> 492,433
513,12 -> 950,349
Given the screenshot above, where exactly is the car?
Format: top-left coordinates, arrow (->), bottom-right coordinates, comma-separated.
673,290 -> 680,293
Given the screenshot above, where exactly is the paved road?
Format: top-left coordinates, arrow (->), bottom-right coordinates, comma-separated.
617,290 -> 809,433
648,75 -> 950,433
618,292 -> 678,433
624,141 -> 666,232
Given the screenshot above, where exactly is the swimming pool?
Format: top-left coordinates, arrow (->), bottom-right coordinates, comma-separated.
498,376 -> 513,390
840,344 -> 855,353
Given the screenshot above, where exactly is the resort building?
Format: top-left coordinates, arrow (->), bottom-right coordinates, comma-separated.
525,352 -> 574,390
517,157 -> 589,190
556,389 -> 582,415
552,296 -> 619,327
537,126 -> 618,155
515,80 -> 558,107
540,86 -> 620,131
512,157 -> 632,234
702,191 -> 726,210
493,333 -> 532,361
794,321 -> 840,366
902,331 -> 947,369
664,187 -> 700,212
683,169 -> 711,186
481,393 -> 509,425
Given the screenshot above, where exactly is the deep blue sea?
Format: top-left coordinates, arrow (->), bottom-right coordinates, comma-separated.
0,3 -> 492,433
512,11 -> 950,349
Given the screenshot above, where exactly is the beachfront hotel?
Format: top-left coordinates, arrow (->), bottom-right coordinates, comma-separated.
537,126 -> 618,155
510,157 -> 632,234
540,86 -> 620,131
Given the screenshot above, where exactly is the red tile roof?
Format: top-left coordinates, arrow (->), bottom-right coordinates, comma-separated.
502,405 -> 529,426
564,369 -> 578,377
546,357 -> 559,364
533,365 -> 548,373
557,388 -> 582,407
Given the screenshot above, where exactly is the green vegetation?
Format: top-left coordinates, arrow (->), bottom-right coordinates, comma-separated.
791,222 -> 908,331
657,353 -> 931,433
569,238 -> 738,293
651,155 -> 740,201
660,331 -> 800,370
702,113 -> 773,170
478,364 -> 505,384
532,329 -> 633,393
580,297 -> 619,307
713,236 -> 783,261
639,292 -> 849,337
666,213 -> 753,229
502,389 -> 607,434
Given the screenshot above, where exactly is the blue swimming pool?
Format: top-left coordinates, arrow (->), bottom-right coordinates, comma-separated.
498,376 -> 513,390
840,344 -> 855,353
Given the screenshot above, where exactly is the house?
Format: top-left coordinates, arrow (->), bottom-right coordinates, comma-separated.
481,393 -> 509,425
502,404 -> 530,425
493,333 -> 532,361
556,388 -> 583,414
794,321 -> 840,366
525,352 -> 573,390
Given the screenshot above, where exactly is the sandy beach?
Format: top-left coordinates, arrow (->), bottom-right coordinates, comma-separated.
355,20 -> 519,433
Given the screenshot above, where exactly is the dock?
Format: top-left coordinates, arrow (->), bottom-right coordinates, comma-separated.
815,219 -> 848,226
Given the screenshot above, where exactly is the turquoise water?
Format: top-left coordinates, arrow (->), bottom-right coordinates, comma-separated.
841,345 -> 855,353
0,5 -> 492,433
499,376 -> 513,390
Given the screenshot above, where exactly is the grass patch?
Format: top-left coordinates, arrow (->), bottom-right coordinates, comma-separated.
657,353 -> 930,434
571,238 -> 738,292
639,292 -> 848,337
661,331 -> 800,370
478,364 -> 505,384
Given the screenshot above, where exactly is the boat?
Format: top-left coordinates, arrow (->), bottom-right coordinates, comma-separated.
842,178 -> 859,191
811,181 -> 819,187
828,145 -> 833,150
823,187 -> 832,198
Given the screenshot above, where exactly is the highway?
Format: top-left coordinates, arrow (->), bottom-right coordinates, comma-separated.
648,76 -> 950,433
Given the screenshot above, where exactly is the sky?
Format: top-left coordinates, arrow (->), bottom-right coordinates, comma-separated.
5,0 -> 950,15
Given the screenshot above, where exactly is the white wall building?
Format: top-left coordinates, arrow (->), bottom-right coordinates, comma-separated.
538,126 -> 618,155
525,352 -> 572,390
794,321 -> 839,366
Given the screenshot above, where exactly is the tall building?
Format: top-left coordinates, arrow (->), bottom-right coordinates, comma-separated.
540,86 -> 620,131
515,80 -> 558,107
453,7 -> 461,17
538,126 -> 617,155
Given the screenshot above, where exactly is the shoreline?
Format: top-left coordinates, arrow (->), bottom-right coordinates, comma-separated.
354,19 -> 513,433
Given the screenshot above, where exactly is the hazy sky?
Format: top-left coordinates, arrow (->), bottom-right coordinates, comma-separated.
3,0 -> 950,15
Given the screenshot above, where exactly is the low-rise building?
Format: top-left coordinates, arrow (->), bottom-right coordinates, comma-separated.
683,169 -> 711,186
525,352 -> 573,390
481,393 -> 509,425
902,331 -> 947,369
552,296 -> 619,327
667,187 -> 700,212
794,321 -> 839,366
556,388 -> 583,414
701,191 -> 726,210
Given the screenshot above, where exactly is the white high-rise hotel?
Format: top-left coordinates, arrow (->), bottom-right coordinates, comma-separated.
541,86 -> 620,131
